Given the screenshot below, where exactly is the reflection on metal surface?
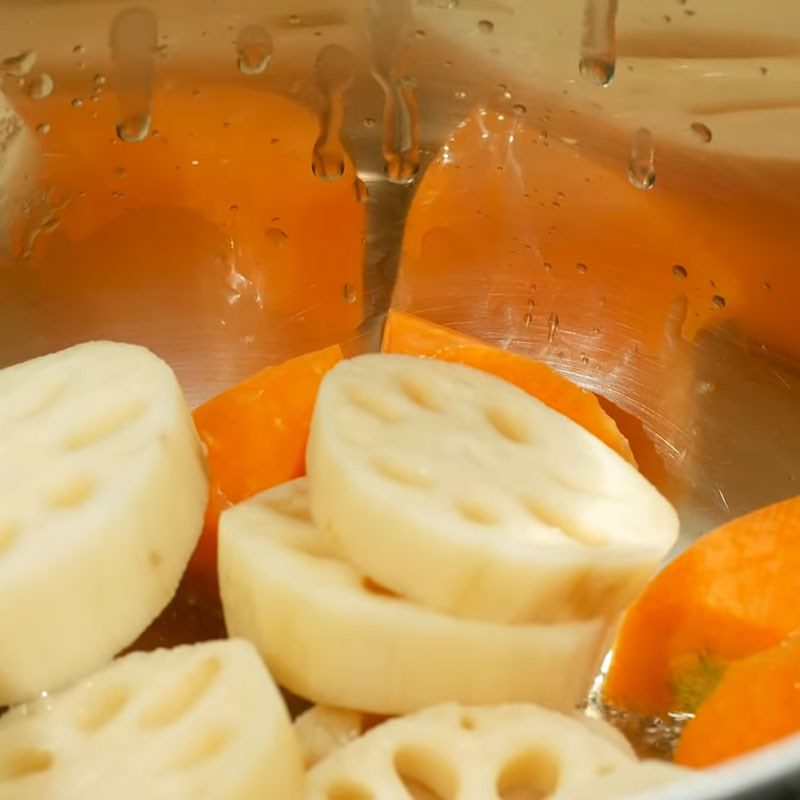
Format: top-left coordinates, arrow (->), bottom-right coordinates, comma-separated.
0,0 -> 799,792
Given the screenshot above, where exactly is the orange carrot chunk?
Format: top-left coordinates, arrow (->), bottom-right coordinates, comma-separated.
189,344 -> 343,582
604,495 -> 800,716
675,635 -> 800,768
382,309 -> 635,464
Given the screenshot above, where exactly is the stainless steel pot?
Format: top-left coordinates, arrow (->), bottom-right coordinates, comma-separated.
1,0 -> 799,795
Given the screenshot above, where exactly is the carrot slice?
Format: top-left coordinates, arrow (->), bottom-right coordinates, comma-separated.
675,635 -> 800,767
604,495 -> 800,715
381,309 -> 635,464
189,344 -> 343,583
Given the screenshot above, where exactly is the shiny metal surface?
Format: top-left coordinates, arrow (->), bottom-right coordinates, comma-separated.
1,0 -> 800,794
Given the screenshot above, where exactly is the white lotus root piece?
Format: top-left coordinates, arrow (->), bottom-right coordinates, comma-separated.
219,479 -> 611,714
305,703 -> 689,800
0,640 -> 304,800
0,341 -> 208,704
294,706 -> 635,772
307,354 -> 679,623
295,706 -> 375,768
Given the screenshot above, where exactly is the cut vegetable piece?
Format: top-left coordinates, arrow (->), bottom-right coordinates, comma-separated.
295,706 -> 378,768
190,344 -> 342,582
675,636 -> 800,768
0,639 -> 303,800
305,703 -> 688,800
382,310 -> 636,465
604,495 -> 800,715
307,355 -> 678,624
0,342 -> 207,705
219,479 -> 611,713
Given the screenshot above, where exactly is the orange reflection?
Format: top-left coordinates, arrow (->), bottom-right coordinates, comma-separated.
401,107 -> 800,361
4,84 -> 365,388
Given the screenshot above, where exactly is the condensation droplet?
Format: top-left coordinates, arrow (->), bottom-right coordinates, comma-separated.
72,44 -> 86,55
543,261 -> 553,271
711,294 -> 726,310
477,19 -> 495,34
288,14 -> 301,25
454,90 -> 467,99
111,7 -> 157,143
265,227 -> 289,247
576,262 -> 588,274
353,177 -> 369,203
368,0 -> 420,185
26,73 -> 54,100
2,50 -> 37,77
672,264 -> 688,279
363,117 -> 376,128
36,122 -> 51,135
116,112 -> 151,142
311,44 -> 354,181
763,281 -> 773,291
94,73 -> 107,87
343,282 -> 357,304
114,166 -> 127,179
513,104 -> 527,117
580,354 -> 590,365
236,25 -> 273,75
70,97 -> 84,108
689,122 -> 712,144
591,326 -> 601,336
696,379 -> 715,394
627,127 -> 655,190
522,312 -> 533,329
579,0 -> 617,87
547,312 -> 560,343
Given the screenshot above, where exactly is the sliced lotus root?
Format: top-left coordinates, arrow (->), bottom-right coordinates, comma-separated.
305,703 -> 689,800
0,341 -> 207,704
0,639 -> 303,800
219,479 -> 611,714
307,354 -> 679,623
295,706 -> 385,768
